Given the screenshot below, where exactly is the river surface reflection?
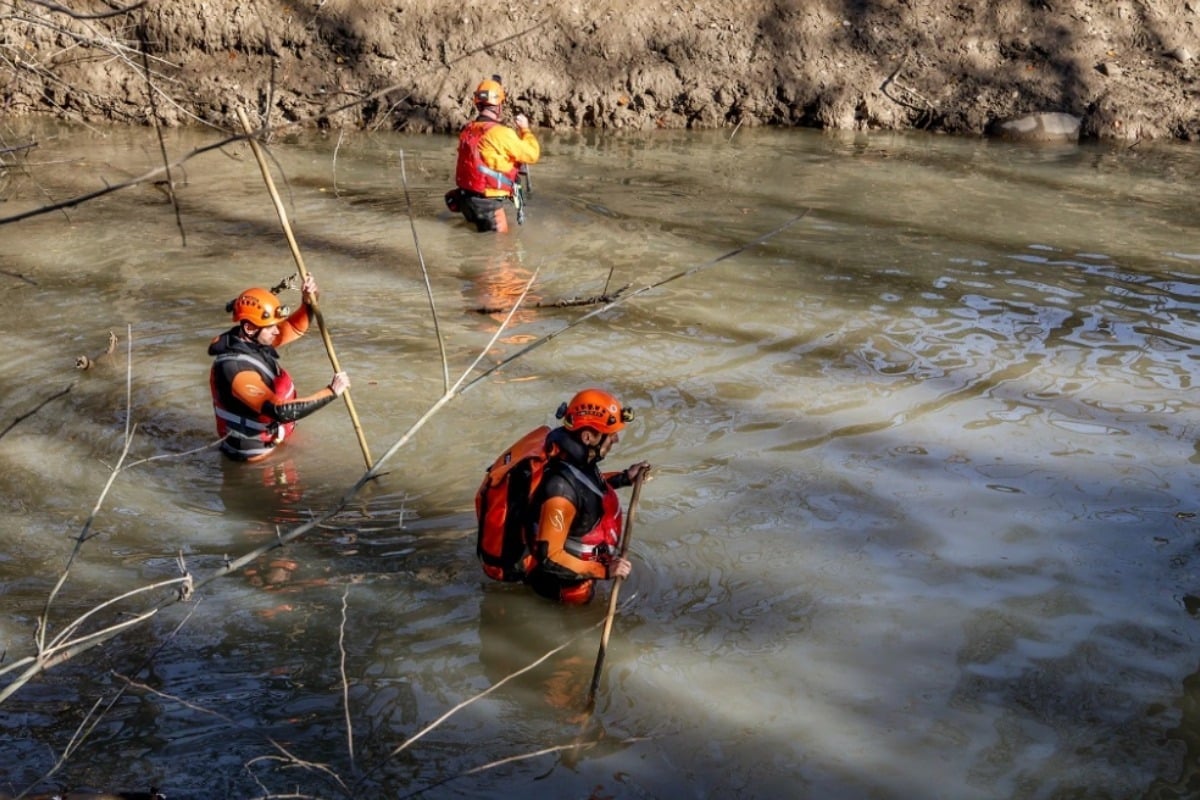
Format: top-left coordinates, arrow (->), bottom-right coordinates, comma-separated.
0,120 -> 1198,799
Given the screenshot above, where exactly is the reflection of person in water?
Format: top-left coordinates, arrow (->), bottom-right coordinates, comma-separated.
477,588 -> 594,721
462,249 -> 542,335
218,456 -> 311,592
477,589 -> 640,768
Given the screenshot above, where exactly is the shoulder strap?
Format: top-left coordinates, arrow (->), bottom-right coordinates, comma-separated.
562,462 -> 607,498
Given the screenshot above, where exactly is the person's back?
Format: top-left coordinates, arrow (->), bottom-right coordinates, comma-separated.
448,77 -> 539,233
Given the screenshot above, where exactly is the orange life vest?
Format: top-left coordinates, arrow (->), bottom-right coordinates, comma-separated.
475,426 -> 550,582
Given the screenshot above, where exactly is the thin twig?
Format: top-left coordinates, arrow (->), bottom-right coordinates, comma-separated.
21,603 -> 199,798
138,7 -> 186,246
399,149 -> 449,392
395,742 -> 606,799
350,269 -> 539,490
332,127 -> 344,198
339,584 -> 355,774
116,675 -> 349,795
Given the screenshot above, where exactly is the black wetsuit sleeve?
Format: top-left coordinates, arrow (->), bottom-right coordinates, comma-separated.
264,389 -> 336,423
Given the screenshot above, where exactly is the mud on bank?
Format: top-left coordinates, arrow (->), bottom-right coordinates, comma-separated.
0,0 -> 1198,141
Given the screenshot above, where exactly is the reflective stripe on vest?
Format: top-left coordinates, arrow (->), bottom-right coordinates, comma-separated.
561,463 -> 622,561
211,351 -> 294,447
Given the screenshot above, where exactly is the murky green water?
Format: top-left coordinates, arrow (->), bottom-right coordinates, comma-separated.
1,119 -> 1198,799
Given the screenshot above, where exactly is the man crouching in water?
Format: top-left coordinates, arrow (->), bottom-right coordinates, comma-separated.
526,389 -> 650,605
209,275 -> 350,462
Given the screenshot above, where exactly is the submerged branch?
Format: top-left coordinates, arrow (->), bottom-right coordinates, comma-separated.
471,284 -> 630,315
462,212 -> 810,392
0,383 -> 72,440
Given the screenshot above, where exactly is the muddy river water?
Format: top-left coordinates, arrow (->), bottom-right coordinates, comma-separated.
0,120 -> 1198,798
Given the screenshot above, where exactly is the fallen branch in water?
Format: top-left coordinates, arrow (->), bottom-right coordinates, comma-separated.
0,383 -> 73,441
463,212 -> 809,392
0,268 -> 38,285
137,8 -> 187,247
0,141 -> 38,158
881,53 -> 937,128
471,284 -> 630,315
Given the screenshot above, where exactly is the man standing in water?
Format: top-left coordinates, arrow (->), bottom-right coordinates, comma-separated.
209,275 -> 350,462
525,389 -> 650,604
446,76 -> 540,233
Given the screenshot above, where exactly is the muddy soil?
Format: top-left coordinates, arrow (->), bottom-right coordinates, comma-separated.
1,0 -> 1198,141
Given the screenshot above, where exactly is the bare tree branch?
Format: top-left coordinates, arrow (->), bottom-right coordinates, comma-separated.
25,0 -> 148,21
0,19 -> 550,225
399,149 -> 449,392
137,7 -> 186,246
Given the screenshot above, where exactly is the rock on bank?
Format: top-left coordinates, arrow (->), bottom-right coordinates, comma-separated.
1,0 -> 1197,141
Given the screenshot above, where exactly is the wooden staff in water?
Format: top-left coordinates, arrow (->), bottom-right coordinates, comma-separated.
235,107 -> 373,469
587,466 -> 648,710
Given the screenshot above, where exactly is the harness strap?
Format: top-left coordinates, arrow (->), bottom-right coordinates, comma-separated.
476,164 -> 516,192
212,350 -> 282,438
214,406 -> 273,433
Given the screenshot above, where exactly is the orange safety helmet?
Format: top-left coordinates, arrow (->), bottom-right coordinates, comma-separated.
227,287 -> 291,326
557,389 -> 633,435
474,78 -> 506,107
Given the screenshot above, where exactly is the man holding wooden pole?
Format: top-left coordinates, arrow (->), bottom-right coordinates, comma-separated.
208,274 -> 351,463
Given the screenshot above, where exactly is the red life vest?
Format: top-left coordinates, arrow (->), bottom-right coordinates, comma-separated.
560,463 -> 623,562
211,352 -> 297,459
456,120 -> 519,196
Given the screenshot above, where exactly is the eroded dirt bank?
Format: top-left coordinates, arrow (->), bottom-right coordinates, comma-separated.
1,0 -> 1198,141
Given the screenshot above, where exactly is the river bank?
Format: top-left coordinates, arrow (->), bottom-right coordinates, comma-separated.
0,0 -> 1197,142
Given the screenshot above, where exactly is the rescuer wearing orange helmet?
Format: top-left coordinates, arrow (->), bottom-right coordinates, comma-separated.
446,76 -> 540,233
208,274 -> 350,462
525,389 -> 650,604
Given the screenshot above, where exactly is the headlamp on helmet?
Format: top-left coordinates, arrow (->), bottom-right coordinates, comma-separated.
474,78 -> 506,108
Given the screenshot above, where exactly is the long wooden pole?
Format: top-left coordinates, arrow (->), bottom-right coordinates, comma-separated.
586,468 -> 648,710
235,107 -> 373,469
